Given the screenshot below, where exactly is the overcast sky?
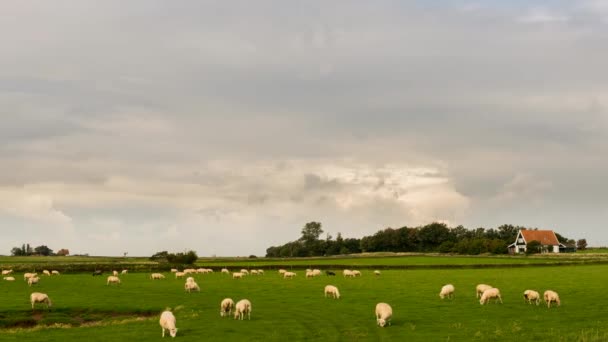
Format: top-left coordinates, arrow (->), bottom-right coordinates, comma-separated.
1,1 -> 607,256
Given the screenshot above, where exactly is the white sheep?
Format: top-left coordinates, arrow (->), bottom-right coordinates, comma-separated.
476,284 -> 493,298
4,276 -> 15,281
479,288 -> 502,305
544,290 -> 560,308
312,269 -> 321,276
151,273 -> 165,280
283,271 -> 296,278
107,275 -> 121,285
240,269 -> 249,275
175,272 -> 186,279
234,299 -> 252,320
159,310 -> 178,338
232,272 -> 244,279
257,269 -> 264,275
186,276 -> 195,284
23,272 -> 37,281
343,270 -> 354,278
1,270 -> 13,275
374,270 -> 381,276
221,268 -> 230,274
30,292 -> 52,310
121,269 -> 128,274
185,281 -> 200,292
523,290 -> 540,305
306,271 -> 314,278
375,303 -> 393,327
251,270 -> 259,275
439,284 -> 455,299
51,270 -> 60,275
206,268 -> 214,273
278,269 -> 287,275
352,270 -> 362,277
220,298 -> 235,317
28,277 -> 40,286
324,285 -> 340,299
170,268 -> 178,273
112,270 -> 119,277
197,268 -> 206,274
43,270 -> 51,276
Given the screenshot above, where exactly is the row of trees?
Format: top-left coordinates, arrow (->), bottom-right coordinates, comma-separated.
10,244 -> 69,257
266,222 -> 578,257
149,250 -> 199,264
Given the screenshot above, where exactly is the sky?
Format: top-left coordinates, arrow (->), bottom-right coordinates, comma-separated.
1,1 -> 607,256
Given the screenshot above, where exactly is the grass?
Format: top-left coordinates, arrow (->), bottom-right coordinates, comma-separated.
1,265 -> 608,341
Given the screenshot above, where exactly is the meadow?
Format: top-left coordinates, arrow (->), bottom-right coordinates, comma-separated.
1,262 -> 608,341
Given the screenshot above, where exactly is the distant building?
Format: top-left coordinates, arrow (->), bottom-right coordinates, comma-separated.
508,229 -> 568,254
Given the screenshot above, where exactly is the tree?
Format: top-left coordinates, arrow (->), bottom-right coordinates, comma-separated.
300,222 -> 323,243
577,239 -> 587,250
526,240 -> 542,255
57,249 -> 70,256
34,245 -> 53,256
10,247 -> 24,256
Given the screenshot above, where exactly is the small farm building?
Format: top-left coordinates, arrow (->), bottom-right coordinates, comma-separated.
508,229 -> 568,254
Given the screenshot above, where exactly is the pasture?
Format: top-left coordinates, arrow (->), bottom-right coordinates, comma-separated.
1,264 -> 608,341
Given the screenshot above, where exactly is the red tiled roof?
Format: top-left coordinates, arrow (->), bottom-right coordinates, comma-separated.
520,230 -> 559,245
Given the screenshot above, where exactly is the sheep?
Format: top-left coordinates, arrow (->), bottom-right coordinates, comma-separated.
175,272 -> 186,279
234,299 -> 252,320
4,276 -> 15,281
196,268 -> 206,274
232,272 -> 244,279
544,290 -> 561,308
375,303 -> 393,327
42,270 -> 51,276
186,276 -> 195,283
479,288 -> 502,305
283,271 -> 296,278
185,281 -> 200,292
523,290 -> 540,305
257,269 -> 264,275
221,268 -> 230,274
343,270 -> 354,277
107,275 -> 121,285
278,269 -> 287,275
476,284 -> 493,298
159,310 -> 178,338
306,271 -> 314,278
121,269 -> 128,274
312,269 -> 321,276
1,270 -> 13,275
51,270 -> 60,275
324,285 -> 340,299
112,270 -> 119,277
240,269 -> 249,275
28,277 -> 40,286
30,292 -> 52,310
439,284 -> 455,299
183,268 -> 197,274
220,298 -> 235,317
24,272 -> 37,281
374,270 -> 381,276
151,273 -> 165,280
352,270 -> 362,277
206,268 -> 214,273
170,268 -> 178,273
250,270 -> 259,275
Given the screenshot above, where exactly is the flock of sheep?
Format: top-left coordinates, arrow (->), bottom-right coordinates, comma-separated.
2,267 -> 561,338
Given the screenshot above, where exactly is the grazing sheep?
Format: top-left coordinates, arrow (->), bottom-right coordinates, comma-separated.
4,276 -> 15,281
221,268 -> 230,274
343,270 -> 354,277
544,290 -> 560,308
112,270 -> 119,277
440,284 -> 455,299
185,281 -> 200,292
196,268 -> 206,274
283,271 -> 296,279
175,272 -> 186,279
1,270 -> 13,275
159,310 -> 178,338
151,273 -> 165,280
186,276 -> 195,284
306,271 -> 314,278
352,270 -> 362,277
28,277 -> 40,286
278,269 -> 287,275
183,268 -> 197,274
324,285 -> 340,299
312,269 -> 321,276
476,284 -> 493,298
240,269 -> 249,275
92,270 -> 102,276
326,271 -> 336,276
257,269 -> 264,275
232,272 -> 244,279
234,299 -> 252,320
24,273 -> 37,281
107,275 -> 121,285
170,268 -> 178,273
206,268 -> 214,273
30,292 -> 52,310
51,270 -> 60,275
43,270 -> 51,276
523,290 -> 540,305
121,269 -> 128,274
375,303 -> 393,327
250,270 -> 259,275
480,288 -> 502,305
220,298 -> 235,317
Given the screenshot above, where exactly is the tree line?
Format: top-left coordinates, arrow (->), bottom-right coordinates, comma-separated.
265,222 -> 579,257
10,243 -> 69,257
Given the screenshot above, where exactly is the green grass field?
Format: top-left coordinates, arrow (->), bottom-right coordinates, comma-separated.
1,264 -> 607,341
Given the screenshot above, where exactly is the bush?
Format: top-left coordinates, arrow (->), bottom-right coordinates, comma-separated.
526,240 -> 542,255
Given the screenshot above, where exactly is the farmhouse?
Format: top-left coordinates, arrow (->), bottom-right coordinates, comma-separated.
508,229 -> 568,254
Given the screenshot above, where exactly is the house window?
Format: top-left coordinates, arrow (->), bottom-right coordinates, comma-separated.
517,238 -> 524,243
